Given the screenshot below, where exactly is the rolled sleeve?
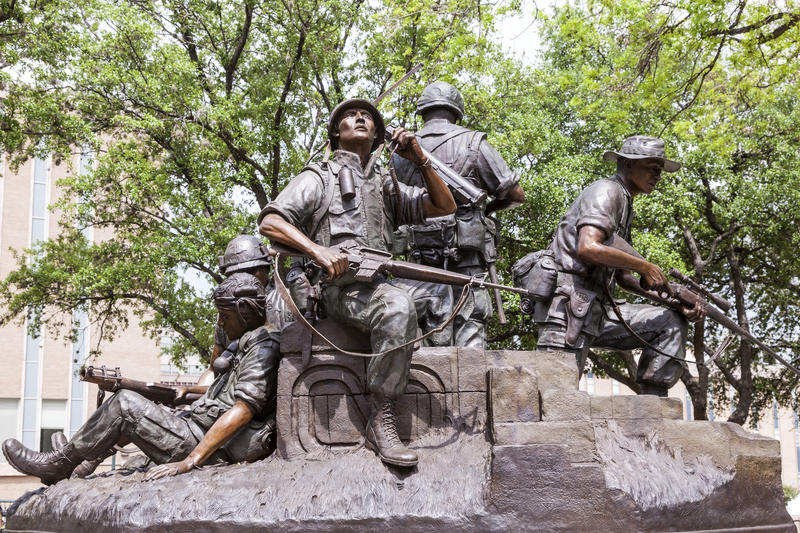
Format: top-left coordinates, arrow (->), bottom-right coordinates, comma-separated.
233,335 -> 280,416
476,140 -> 519,200
575,180 -> 627,240
257,170 -> 324,233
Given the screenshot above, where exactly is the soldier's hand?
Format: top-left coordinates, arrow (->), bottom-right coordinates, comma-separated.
391,127 -> 427,166
143,456 -> 198,481
680,301 -> 707,323
173,386 -> 188,404
311,244 -> 349,280
639,262 -> 672,297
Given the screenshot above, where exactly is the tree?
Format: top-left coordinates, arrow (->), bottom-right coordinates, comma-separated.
0,0 -> 526,364
516,0 -> 800,424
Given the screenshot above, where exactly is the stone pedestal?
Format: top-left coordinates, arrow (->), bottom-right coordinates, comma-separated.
4,334 -> 793,532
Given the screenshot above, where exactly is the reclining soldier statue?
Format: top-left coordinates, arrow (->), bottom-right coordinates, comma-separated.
2,272 -> 281,484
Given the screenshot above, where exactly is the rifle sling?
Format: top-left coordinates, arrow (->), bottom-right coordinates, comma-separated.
272,252 -> 471,358
602,283 -> 696,364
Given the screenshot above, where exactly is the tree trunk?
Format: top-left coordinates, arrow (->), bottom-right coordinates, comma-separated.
727,245 -> 753,425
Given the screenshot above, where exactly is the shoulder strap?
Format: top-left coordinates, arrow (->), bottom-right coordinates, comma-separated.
422,128 -> 473,154
307,164 -> 336,245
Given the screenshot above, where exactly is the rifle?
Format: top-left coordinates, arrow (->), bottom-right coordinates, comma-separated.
384,125 -> 488,206
608,235 -> 800,376
80,366 -> 207,408
269,242 -> 530,298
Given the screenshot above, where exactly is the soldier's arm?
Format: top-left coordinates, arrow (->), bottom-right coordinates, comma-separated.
143,400 -> 254,481
486,184 -> 525,214
391,128 -> 456,217
577,225 -> 669,293
259,213 -> 349,279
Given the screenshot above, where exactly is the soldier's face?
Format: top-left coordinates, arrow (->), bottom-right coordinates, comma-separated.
337,108 -> 376,149
217,308 -> 247,340
628,158 -> 664,195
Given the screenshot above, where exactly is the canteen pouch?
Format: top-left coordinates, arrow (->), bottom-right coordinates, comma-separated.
222,415 -> 276,463
512,249 -> 558,302
455,208 -> 486,252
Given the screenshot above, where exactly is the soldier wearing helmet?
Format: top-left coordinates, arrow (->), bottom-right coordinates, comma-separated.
391,81 -> 526,348
198,235 -> 292,386
258,97 -> 456,468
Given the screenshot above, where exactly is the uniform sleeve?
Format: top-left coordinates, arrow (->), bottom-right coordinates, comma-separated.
474,138 -> 519,200
257,170 -> 324,234
383,173 -> 428,227
575,181 -> 626,239
233,333 -> 281,415
390,153 -> 425,187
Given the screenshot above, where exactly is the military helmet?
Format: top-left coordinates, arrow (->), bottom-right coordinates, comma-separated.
218,235 -> 271,276
327,98 -> 386,152
416,81 -> 464,121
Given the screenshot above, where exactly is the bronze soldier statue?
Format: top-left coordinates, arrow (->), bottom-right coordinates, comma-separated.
531,136 -> 705,396
199,234 -> 292,384
48,234 -> 293,480
391,81 -> 525,348
258,98 -> 456,467
2,273 -> 280,484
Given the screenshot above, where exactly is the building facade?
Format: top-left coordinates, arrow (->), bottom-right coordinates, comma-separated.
0,152 -> 165,501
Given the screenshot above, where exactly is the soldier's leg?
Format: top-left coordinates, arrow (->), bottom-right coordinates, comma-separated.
391,278 -> 454,346
536,324 -> 592,376
323,281 -> 419,466
453,286 -> 492,348
594,303 -> 688,396
70,390 -> 200,464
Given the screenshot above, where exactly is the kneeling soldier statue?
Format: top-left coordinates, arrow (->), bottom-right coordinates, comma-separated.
532,136 -> 705,397
2,272 -> 281,484
259,98 -> 456,467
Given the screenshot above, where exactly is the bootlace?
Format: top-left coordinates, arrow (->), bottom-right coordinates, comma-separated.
381,401 -> 401,445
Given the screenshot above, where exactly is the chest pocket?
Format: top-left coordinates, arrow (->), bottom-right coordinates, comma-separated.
328,192 -> 362,241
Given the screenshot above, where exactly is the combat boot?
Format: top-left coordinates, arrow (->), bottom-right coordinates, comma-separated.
365,398 -> 418,467
2,438 -> 82,485
49,431 -> 108,478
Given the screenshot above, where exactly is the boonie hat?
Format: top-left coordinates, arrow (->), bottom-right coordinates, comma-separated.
603,135 -> 681,172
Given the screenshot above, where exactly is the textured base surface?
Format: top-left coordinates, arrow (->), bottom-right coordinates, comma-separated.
5,348 -> 794,532
6,429 -> 490,533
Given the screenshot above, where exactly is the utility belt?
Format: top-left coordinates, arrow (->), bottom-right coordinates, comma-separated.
513,250 -> 608,344
394,206 -> 497,268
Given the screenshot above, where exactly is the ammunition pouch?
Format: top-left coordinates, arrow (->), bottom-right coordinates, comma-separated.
512,249 -> 558,312
221,415 -> 276,463
555,285 -> 597,347
455,208 -> 485,252
407,217 -> 458,266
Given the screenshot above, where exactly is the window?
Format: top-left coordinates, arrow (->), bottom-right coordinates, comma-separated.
40,399 -> 66,452
0,399 -> 19,464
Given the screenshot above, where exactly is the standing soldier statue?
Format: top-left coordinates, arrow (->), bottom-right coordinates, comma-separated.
258,98 -> 456,467
392,81 -> 525,348
531,136 -> 705,396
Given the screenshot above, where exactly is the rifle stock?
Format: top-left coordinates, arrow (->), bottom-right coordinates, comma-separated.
384,125 -> 488,206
